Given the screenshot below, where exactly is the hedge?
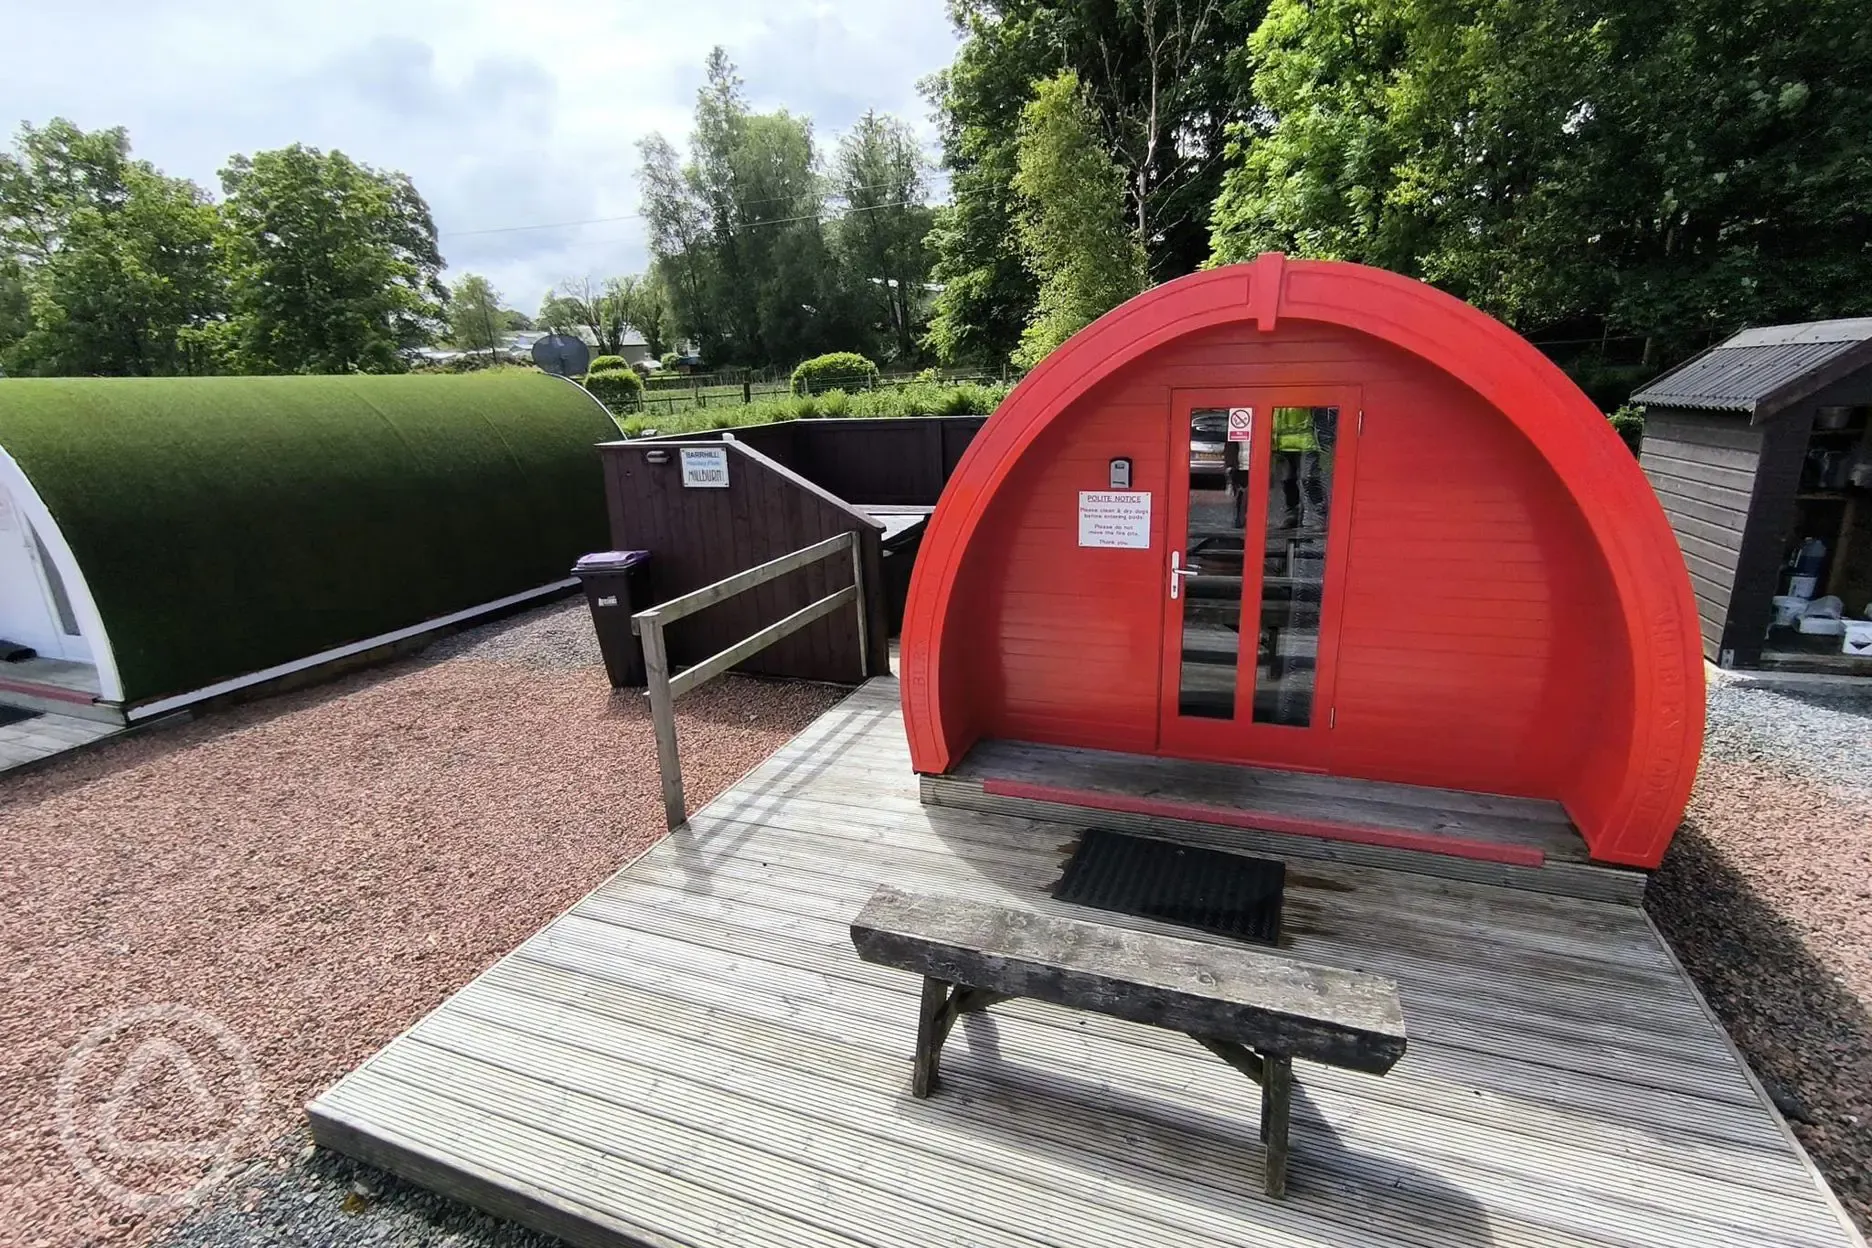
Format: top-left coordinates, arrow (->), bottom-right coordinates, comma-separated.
791,352 -> 879,395
0,372 -> 617,703
620,380 -> 1010,437
583,365 -> 644,409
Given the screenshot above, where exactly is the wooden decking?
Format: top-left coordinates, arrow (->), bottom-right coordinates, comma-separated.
926,738 -> 1644,904
310,678 -> 1865,1248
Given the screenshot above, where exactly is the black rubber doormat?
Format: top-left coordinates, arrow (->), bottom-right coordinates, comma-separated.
0,705 -> 40,728
1054,828 -> 1285,946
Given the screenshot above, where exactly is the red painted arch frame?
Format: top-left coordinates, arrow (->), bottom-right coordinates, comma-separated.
900,255 -> 1704,870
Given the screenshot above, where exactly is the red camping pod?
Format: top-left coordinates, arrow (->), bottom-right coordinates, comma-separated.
900,255 -> 1703,870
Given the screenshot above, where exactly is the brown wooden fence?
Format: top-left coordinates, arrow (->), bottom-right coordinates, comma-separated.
599,416 -> 986,684
714,417 -> 986,506
598,439 -> 886,683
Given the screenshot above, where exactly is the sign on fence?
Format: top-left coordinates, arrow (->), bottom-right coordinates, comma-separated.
680,447 -> 730,488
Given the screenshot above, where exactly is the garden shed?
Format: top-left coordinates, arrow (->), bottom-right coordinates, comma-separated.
0,371 -> 615,717
1632,317 -> 1872,671
902,254 -> 1703,871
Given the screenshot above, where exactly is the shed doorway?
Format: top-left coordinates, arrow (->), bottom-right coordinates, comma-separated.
0,480 -> 87,662
1160,387 -> 1361,769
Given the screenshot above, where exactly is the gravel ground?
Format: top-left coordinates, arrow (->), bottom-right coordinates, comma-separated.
152,1134 -> 562,1248
1647,670 -> 1872,1234
0,598 -> 843,1248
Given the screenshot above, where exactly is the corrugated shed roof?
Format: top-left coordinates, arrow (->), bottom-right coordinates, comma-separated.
1631,317 -> 1872,412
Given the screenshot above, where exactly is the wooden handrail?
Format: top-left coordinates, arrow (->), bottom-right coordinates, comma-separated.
633,530 -> 867,829
634,533 -> 856,628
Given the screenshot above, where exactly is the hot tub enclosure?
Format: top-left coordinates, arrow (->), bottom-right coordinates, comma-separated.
0,372 -> 616,709
901,255 -> 1704,870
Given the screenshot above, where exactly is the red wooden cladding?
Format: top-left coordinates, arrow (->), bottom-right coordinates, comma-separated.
901,256 -> 1704,870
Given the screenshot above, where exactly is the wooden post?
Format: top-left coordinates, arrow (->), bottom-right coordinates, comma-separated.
1261,1053 -> 1292,1198
743,375 -> 752,405
638,618 -> 686,830
912,975 -> 950,1097
850,531 -> 869,680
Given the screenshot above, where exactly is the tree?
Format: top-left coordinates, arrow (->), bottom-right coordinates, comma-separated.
0,259 -> 27,361
447,273 -> 504,356
1209,0 -> 1872,365
0,119 -> 225,376
922,0 -> 1264,365
218,144 -> 446,374
610,273 -> 671,359
832,111 -> 935,363
1009,71 -> 1148,369
544,276 -> 629,355
637,48 -> 861,367
637,132 -> 716,356
536,290 -> 580,335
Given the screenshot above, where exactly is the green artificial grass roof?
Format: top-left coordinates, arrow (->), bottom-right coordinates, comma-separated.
0,372 -> 618,703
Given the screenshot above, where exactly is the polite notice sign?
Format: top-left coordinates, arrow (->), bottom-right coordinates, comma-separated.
1078,490 -> 1152,549
680,446 -> 730,488
1227,407 -> 1253,442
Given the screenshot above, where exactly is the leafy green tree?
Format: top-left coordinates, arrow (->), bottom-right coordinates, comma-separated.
447,273 -> 504,355
832,111 -> 935,363
638,132 -> 716,356
499,308 -> 534,331
545,276 -> 630,355
218,144 -> 446,373
923,0 -> 1264,365
1207,0 -> 1409,271
0,258 -> 27,361
536,290 -> 581,335
610,272 -> 671,359
1210,0 -> 1872,365
0,119 -> 225,376
638,48 -> 859,366
1010,71 -> 1148,369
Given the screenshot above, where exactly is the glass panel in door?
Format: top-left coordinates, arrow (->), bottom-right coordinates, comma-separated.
1253,406 -> 1338,726
1175,408 -> 1247,717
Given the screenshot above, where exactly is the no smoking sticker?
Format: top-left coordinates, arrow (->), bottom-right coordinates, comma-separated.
1227,407 -> 1253,442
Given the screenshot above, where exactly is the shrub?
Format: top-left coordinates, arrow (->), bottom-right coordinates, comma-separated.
660,351 -> 682,370
588,354 -> 630,373
1607,404 -> 1645,456
583,366 -> 644,410
816,388 -> 852,419
791,352 -> 879,395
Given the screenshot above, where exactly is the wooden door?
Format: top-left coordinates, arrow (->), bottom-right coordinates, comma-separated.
1159,387 -> 1362,769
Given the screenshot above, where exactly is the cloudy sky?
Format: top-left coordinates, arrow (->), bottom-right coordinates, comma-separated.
0,0 -> 961,315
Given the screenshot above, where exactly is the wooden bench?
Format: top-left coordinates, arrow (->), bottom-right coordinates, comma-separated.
849,886 -> 1408,1198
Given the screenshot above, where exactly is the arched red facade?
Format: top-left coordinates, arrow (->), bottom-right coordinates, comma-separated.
901,255 -> 1703,869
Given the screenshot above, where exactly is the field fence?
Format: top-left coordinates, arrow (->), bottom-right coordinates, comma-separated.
633,367 -> 1005,416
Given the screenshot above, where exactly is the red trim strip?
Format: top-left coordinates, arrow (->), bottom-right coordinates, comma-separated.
0,676 -> 94,705
979,778 -> 1547,868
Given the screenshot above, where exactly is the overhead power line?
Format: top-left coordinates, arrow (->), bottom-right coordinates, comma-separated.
442,180 -> 940,239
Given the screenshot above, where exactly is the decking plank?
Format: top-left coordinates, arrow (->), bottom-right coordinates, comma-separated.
309,678 -> 1866,1248
956,739 -> 1582,842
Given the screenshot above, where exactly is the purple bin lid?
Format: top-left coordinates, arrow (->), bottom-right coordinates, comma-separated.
572,550 -> 651,574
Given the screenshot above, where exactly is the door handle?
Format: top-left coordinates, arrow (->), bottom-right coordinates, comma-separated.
1170,551 -> 1197,599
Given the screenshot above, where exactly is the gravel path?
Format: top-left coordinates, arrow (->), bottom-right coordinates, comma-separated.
1647,671 -> 1872,1234
0,599 -> 843,1248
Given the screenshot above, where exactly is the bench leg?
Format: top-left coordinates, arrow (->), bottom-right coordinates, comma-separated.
1261,1054 -> 1292,1199
913,976 -> 951,1098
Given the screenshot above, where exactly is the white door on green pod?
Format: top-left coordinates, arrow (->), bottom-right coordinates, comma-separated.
0,482 -> 66,659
